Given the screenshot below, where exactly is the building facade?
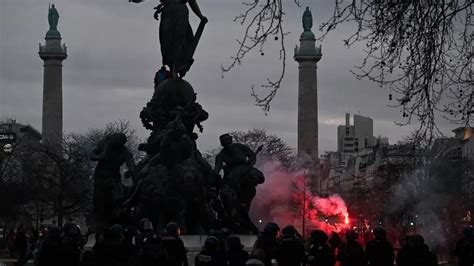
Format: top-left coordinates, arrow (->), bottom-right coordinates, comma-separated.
337,113 -> 375,154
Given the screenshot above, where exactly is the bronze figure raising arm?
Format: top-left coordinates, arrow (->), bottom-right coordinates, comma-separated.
188,0 -> 208,22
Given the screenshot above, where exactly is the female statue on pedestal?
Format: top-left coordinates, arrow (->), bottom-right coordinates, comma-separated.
155,0 -> 208,77
48,4 -> 60,30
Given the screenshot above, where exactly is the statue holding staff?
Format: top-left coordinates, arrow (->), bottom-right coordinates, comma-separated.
154,0 -> 208,77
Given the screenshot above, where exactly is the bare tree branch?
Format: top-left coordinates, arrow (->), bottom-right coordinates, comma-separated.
222,0 -> 301,113
318,0 -> 473,140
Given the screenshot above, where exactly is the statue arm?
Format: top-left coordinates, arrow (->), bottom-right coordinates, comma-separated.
124,151 -> 136,179
188,0 -> 207,22
214,153 -> 224,175
239,144 -> 256,165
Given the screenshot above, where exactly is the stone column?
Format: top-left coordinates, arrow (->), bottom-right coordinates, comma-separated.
294,7 -> 322,161
39,6 -> 67,150
294,7 -> 322,192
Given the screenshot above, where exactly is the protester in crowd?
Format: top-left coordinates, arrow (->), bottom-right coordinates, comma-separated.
7,228 -> 16,257
329,232 -> 342,259
217,228 -> 230,258
195,236 -> 225,266
454,227 -> 474,266
15,228 -> 39,266
161,222 -> 188,266
253,222 -> 280,266
365,227 -> 394,266
61,223 -> 82,266
226,235 -> 249,266
119,225 -> 138,265
307,230 -> 335,266
275,225 -> 305,266
34,226 -> 63,266
15,224 -> 28,262
396,234 -> 438,266
138,231 -> 168,266
337,230 -> 366,266
92,224 -> 129,266
135,218 -> 154,251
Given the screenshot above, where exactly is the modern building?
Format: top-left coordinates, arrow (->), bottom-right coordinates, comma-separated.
39,4 -> 67,150
453,127 -> 474,201
337,113 -> 375,153
294,7 -> 322,162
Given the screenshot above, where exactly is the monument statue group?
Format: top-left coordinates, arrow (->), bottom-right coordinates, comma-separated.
90,0 -> 265,235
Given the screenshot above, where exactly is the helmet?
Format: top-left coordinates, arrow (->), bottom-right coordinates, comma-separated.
462,227 -> 473,238
166,222 -> 179,236
139,218 -> 154,232
264,222 -> 280,234
281,225 -> 297,236
48,226 -> 62,240
310,230 -> 328,243
226,235 -> 243,250
345,230 -> 358,241
408,234 -> 425,246
372,227 -> 386,240
218,228 -> 230,239
204,236 -> 219,250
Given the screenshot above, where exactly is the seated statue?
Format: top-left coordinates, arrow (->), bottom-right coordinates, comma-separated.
214,134 -> 264,210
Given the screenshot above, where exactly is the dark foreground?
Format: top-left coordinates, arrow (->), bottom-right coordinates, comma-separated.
1,222 -> 473,266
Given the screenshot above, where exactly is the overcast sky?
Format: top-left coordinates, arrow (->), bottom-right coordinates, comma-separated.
1,0 -> 455,154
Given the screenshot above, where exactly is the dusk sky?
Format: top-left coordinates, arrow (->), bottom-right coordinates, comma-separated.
2,0 -> 454,154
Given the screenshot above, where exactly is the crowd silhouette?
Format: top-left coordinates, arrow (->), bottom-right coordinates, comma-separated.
2,220 -> 474,266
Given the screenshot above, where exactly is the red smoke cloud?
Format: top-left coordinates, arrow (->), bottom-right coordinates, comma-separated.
250,161 -> 351,235
308,195 -> 351,234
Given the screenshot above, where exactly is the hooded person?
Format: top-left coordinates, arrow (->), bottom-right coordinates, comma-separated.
307,230 -> 334,266
92,224 -> 129,266
35,226 -> 64,266
138,232 -> 168,266
337,230 -> 366,266
454,227 -> 474,266
396,234 -> 438,266
365,227 -> 394,266
161,222 -> 188,266
275,225 -> 305,266
253,222 -> 280,266
226,235 -> 249,266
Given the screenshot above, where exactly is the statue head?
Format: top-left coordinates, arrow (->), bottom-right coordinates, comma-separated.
219,133 -> 233,147
109,133 -> 127,147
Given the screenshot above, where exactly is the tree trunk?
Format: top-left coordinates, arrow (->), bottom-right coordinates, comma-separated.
57,195 -> 64,227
